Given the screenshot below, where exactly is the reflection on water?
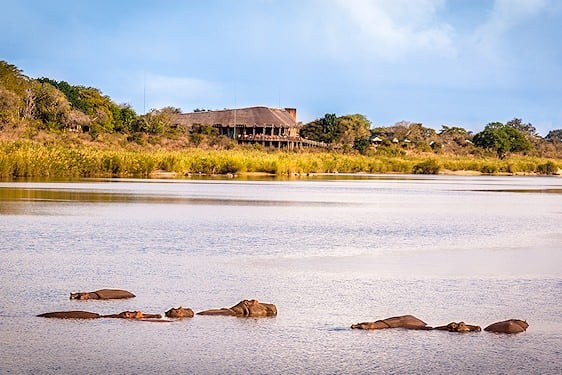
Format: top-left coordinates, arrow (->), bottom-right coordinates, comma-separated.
470,188 -> 562,194
0,187 -> 353,212
0,175 -> 561,374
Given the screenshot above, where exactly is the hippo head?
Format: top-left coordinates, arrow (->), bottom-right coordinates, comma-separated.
120,311 -> 143,319
69,292 -> 90,300
228,299 -> 277,317
165,307 -> 194,318
446,322 -> 459,331
245,299 -> 277,317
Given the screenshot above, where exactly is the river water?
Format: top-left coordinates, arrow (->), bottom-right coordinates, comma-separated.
0,175 -> 561,374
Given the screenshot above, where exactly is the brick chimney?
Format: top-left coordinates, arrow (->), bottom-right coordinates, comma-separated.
284,108 -> 297,123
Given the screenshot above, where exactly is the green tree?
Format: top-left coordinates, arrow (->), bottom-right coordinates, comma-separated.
321,113 -> 339,143
473,122 -> 532,158
353,137 -> 371,154
115,104 -> 138,133
38,78 -> 119,133
76,87 -> 115,132
300,113 -> 372,145
300,119 -> 326,142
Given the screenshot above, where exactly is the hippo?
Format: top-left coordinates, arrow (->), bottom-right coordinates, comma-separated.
433,321 -> 481,332
69,289 -> 135,300
101,311 -> 162,319
165,307 -> 195,318
484,319 -> 528,334
37,311 -> 101,319
351,315 -> 431,330
197,299 -> 277,317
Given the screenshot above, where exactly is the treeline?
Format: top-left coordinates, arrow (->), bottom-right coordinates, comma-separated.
0,60 -> 183,141
301,114 -> 562,159
1,60 -> 562,161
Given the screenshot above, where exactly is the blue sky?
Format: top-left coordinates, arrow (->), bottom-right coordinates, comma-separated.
2,0 -> 561,135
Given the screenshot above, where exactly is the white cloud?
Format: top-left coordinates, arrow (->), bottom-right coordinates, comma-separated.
472,0 -> 548,58
325,0 -> 455,60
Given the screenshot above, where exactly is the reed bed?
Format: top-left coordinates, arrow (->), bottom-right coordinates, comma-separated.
0,141 -> 560,179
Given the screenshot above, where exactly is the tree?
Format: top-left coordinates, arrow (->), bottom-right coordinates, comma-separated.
135,107 -> 176,135
353,137 -> 370,154
0,60 -> 28,96
320,113 -> 339,143
114,104 -> 138,133
506,118 -> 538,138
300,119 -> 326,142
76,87 -> 115,132
38,78 -> 121,133
0,86 -> 21,126
31,81 -> 72,128
337,114 -> 372,145
300,113 -> 372,146
545,129 -> 562,143
473,122 -> 532,158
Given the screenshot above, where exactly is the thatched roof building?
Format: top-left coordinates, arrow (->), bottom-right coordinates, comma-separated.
172,106 -> 326,149
173,106 -> 297,128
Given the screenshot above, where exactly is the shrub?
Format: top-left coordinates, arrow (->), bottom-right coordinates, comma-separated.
480,163 -> 498,174
536,161 -> 557,175
412,159 -> 440,174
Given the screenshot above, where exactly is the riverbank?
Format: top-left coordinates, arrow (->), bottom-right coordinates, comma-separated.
0,140 -> 560,178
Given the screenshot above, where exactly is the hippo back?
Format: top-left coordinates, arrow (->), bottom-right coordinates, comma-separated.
384,315 -> 428,329
37,311 -> 101,319
484,319 -> 528,334
93,289 -> 135,299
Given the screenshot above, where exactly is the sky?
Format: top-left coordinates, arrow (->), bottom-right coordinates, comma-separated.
1,0 -> 561,135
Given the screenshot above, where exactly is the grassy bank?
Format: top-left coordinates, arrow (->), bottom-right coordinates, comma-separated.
0,140 -> 560,178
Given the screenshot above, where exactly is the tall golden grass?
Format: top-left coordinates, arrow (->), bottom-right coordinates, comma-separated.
0,140 -> 560,178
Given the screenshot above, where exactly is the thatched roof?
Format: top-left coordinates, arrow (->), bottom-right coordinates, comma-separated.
173,106 -> 297,128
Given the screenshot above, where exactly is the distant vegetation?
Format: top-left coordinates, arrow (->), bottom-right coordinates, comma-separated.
1,60 -> 561,178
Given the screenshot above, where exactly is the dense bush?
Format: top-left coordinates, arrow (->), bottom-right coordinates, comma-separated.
412,159 -> 440,174
536,161 -> 557,175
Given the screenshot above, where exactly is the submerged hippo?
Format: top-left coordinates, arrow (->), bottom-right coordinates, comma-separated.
197,299 -> 277,317
165,307 -> 195,318
433,321 -> 481,332
69,289 -> 135,300
484,319 -> 528,334
351,315 -> 430,330
37,311 -> 101,319
101,311 -> 162,319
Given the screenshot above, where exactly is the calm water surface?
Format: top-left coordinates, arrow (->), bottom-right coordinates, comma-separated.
0,175 -> 561,374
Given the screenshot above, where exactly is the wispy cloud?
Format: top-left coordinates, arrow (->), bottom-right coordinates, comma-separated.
324,0 -> 455,60
472,0 -> 548,59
